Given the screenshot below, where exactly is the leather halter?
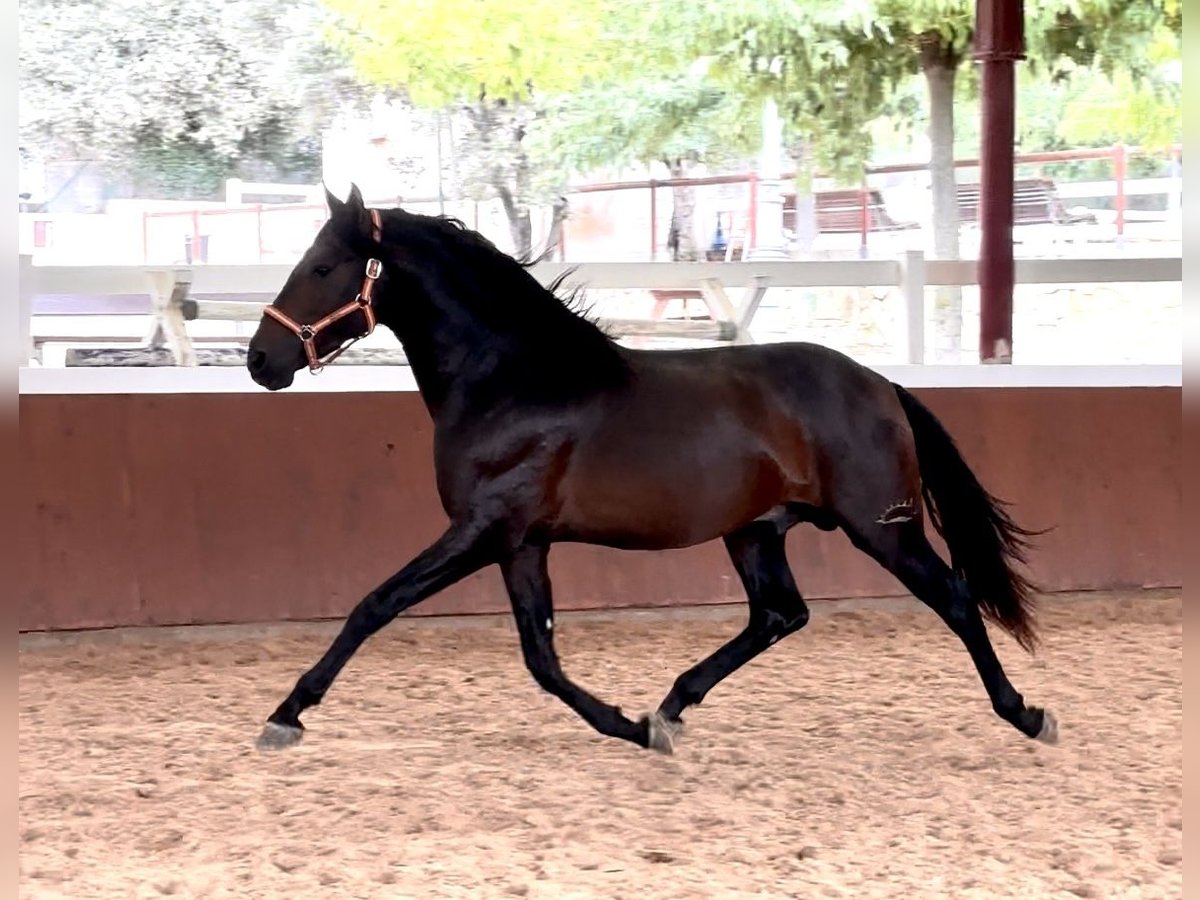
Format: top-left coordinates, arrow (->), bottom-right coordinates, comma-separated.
262,208 -> 384,374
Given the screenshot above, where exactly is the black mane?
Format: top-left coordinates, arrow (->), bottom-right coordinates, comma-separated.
371,207 -> 631,394
419,212 -> 608,334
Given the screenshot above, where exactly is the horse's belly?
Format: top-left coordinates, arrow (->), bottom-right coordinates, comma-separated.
553,444 -> 790,550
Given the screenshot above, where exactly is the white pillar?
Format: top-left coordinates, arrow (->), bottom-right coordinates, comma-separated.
18,255 -> 34,367
899,250 -> 926,364
747,98 -> 790,260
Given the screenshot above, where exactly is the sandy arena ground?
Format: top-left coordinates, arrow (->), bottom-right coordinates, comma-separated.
20,590 -> 1181,899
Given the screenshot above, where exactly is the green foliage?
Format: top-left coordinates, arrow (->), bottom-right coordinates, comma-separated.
19,0 -> 363,199
809,0 -> 1181,155
124,134 -> 228,200
319,0 -> 636,255
1026,0 -> 1180,81
634,1 -> 919,182
529,74 -> 760,176
321,0 -> 623,106
450,99 -> 568,206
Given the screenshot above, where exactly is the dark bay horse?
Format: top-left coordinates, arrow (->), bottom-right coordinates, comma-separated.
247,185 -> 1058,755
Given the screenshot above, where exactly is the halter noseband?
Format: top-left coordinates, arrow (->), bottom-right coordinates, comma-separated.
262,208 -> 384,374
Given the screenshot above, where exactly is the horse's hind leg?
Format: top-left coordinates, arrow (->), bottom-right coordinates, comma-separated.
846,519 -> 1056,743
653,517 -> 809,745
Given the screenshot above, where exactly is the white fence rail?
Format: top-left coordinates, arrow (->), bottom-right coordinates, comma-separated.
20,253 -> 1183,368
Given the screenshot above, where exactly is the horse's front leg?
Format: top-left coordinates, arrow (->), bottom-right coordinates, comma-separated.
501,544 -> 666,752
257,521 -> 496,749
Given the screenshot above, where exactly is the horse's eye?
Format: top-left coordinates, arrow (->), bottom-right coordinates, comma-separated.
313,264 -> 332,277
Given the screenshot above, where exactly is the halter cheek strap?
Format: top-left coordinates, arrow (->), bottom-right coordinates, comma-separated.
262,208 -> 384,373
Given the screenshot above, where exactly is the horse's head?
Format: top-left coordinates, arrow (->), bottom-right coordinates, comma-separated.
247,184 -> 386,390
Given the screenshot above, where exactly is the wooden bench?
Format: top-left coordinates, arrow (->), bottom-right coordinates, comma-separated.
956,178 -> 1098,227
784,188 -> 920,234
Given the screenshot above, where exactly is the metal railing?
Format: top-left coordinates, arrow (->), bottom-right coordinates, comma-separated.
30,142 -> 1168,266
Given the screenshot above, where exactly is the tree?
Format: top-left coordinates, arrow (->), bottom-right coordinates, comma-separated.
636,2 -> 927,256
1053,30 -> 1181,151
19,0 -> 365,200
823,0 -> 1182,358
320,0 -> 629,259
531,74 -> 761,259
450,97 -> 572,260
623,0 -> 1177,353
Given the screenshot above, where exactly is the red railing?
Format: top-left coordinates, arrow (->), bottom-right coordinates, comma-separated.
139,142 -> 1180,263
570,143 -> 1181,259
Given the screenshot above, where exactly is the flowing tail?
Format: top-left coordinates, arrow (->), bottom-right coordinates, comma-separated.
893,383 -> 1044,653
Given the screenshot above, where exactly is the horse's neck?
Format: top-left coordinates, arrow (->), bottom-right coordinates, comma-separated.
376,289 -> 509,415
376,252 -> 625,413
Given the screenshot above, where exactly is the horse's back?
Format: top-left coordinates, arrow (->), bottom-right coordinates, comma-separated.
619,340 -> 904,434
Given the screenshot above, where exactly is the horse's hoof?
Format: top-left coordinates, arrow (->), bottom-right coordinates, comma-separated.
641,711 -> 676,755
1034,709 -> 1058,745
257,721 -> 304,751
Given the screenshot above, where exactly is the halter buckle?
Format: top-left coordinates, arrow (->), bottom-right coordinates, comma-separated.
365,258 -> 382,279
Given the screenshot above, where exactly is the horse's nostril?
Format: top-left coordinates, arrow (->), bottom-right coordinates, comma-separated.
247,348 -> 268,373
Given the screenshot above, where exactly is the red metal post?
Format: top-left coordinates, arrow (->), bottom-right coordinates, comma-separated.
974,0 -> 1025,363
649,179 -> 658,261
1113,143 -> 1127,239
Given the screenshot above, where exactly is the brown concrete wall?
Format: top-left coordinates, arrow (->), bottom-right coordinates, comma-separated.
14,386 -> 1180,632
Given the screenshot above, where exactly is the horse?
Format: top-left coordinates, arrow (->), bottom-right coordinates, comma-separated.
246,184 -> 1058,756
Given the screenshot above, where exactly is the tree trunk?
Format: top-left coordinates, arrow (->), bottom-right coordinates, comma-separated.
495,184 -> 534,260
468,97 -> 536,260
921,35 -> 963,361
666,158 -> 700,261
789,139 -> 818,258
535,195 -> 569,262
508,116 -> 535,260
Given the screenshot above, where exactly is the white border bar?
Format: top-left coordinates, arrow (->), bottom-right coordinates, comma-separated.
17,363 -> 1182,395
26,256 -> 1183,297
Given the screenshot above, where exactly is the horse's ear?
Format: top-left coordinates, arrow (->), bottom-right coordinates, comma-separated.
326,182 -> 376,243
323,183 -> 344,215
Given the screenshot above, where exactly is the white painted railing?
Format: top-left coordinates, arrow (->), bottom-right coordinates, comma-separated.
20,252 -> 1183,370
